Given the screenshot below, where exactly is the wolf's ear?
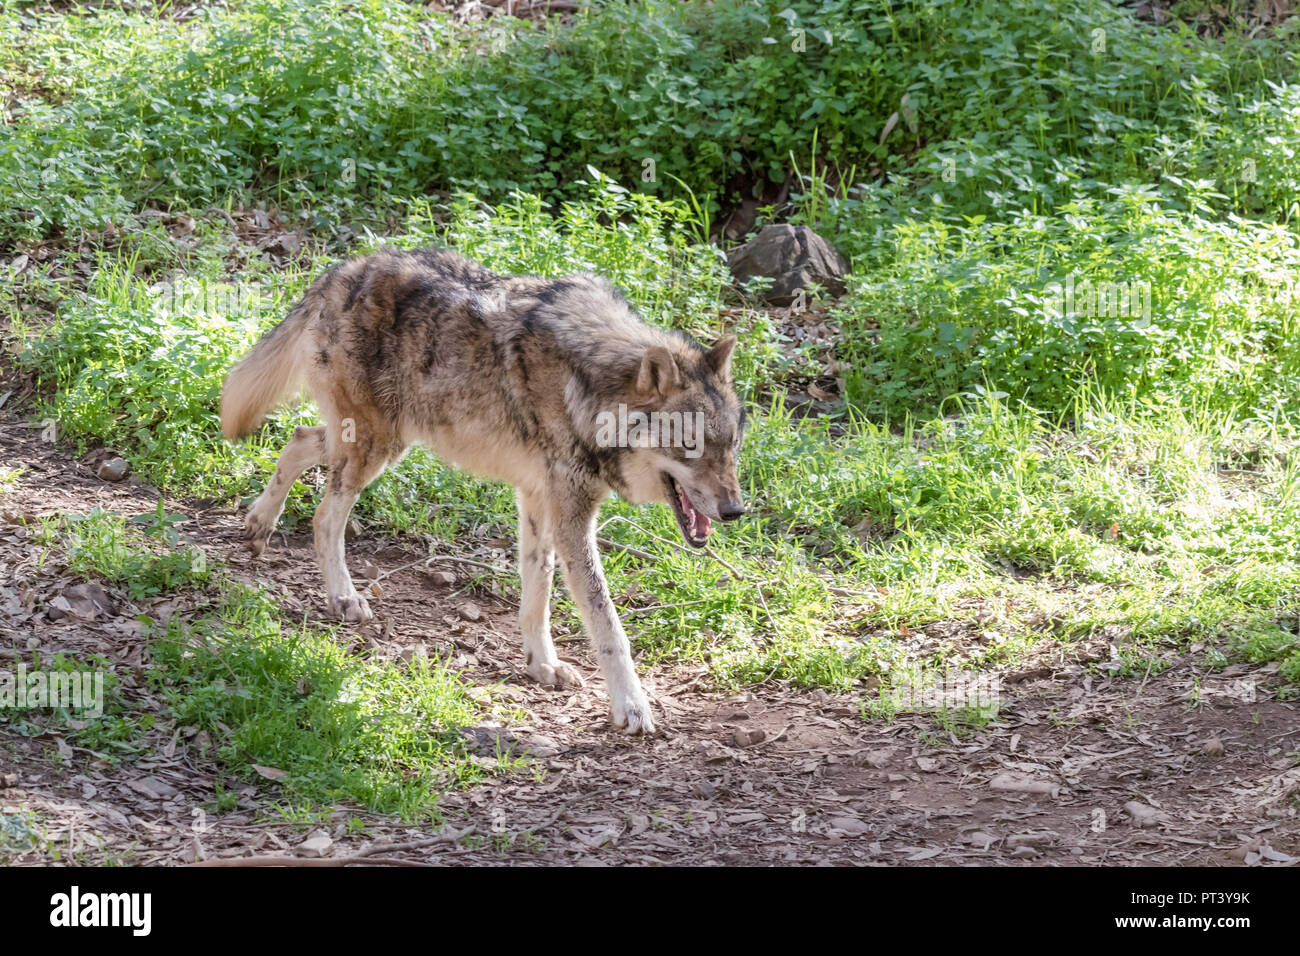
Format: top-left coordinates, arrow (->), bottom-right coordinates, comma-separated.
635,346 -> 683,398
704,335 -> 737,381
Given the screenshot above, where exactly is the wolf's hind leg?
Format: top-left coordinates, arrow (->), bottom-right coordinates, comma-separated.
551,493 -> 654,734
245,425 -> 326,556
517,489 -> 584,689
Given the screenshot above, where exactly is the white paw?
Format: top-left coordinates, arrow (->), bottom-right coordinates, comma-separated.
610,688 -> 656,735
328,593 -> 373,623
527,658 -> 585,689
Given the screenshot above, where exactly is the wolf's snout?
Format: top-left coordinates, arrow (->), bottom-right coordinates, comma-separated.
718,503 -> 746,522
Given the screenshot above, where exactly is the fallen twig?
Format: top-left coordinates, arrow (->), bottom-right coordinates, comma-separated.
598,515 -> 745,579
375,553 -> 508,581
624,598 -> 714,618
349,831 -> 468,857
596,536 -> 659,563
187,855 -> 432,867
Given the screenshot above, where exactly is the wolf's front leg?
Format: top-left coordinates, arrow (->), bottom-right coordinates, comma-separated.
517,490 -> 584,689
314,484 -> 371,623
552,498 -> 655,734
312,436 -> 397,625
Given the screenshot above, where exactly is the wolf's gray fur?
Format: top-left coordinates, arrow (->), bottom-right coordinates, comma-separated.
220,248 -> 745,734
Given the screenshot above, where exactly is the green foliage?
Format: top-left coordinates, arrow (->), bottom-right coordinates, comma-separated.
8,0 -> 1294,245
20,257 -> 309,496
839,195 -> 1300,418
404,174 -> 731,339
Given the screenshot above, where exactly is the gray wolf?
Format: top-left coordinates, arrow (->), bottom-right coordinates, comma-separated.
220,248 -> 746,734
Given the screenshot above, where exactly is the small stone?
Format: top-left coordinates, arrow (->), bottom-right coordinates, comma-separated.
63,582 -> 115,620
525,734 -> 564,759
1228,840 -> 1260,861
858,748 -> 895,769
691,780 -> 717,800
296,829 -> 333,858
1203,737 -> 1225,757
126,776 -> 179,800
397,646 -> 427,665
1007,830 -> 1059,849
827,816 -> 870,836
271,231 -> 302,255
458,602 -> 482,622
96,457 -> 130,482
733,727 -> 766,748
46,596 -> 74,621
1124,801 -> 1168,828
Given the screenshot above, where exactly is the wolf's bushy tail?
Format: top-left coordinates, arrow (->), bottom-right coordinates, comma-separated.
220,299 -> 313,442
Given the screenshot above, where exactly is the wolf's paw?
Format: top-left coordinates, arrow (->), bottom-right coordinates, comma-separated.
527,659 -> 585,689
243,509 -> 275,557
328,593 -> 373,624
610,690 -> 656,735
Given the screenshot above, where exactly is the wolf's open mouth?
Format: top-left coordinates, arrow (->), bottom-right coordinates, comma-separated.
664,474 -> 711,548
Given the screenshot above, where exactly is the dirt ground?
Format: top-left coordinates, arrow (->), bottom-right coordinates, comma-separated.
1,412 -> 1297,867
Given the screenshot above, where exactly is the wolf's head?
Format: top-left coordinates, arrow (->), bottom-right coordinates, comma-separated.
605,335 -> 746,547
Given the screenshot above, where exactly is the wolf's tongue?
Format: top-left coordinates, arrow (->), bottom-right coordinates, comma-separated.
678,487 -> 712,539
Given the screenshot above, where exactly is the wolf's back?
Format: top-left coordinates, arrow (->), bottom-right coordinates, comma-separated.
220,297 -> 313,442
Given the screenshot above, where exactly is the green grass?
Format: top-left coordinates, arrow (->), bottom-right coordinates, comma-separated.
601,385 -> 1300,691
23,510 -> 516,821
149,580 -> 513,821
35,506 -> 216,599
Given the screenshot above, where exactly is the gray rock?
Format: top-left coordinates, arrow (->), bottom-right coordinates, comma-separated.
425,569 -> 457,587
726,224 -> 849,305
96,457 -> 130,482
524,734 -> 565,758
296,829 -> 333,858
60,582 -> 116,620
